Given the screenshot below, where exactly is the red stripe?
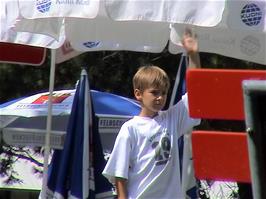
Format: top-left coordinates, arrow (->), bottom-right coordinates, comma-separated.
0,42 -> 46,66
192,131 -> 251,183
187,69 -> 266,120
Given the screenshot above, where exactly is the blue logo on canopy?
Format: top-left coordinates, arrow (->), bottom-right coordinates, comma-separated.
83,41 -> 100,48
36,0 -> 52,13
241,3 -> 262,26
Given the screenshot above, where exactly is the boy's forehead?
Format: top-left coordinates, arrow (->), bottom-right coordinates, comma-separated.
145,86 -> 168,92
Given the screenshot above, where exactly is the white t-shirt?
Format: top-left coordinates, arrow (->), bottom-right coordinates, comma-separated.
102,94 -> 200,199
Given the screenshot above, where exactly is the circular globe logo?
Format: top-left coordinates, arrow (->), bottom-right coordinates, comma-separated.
241,3 -> 262,26
36,0 -> 52,13
240,35 -> 260,56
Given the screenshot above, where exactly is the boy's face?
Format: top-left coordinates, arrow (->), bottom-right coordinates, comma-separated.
135,87 -> 168,117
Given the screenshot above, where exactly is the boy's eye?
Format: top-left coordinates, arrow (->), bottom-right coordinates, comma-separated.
151,90 -> 166,96
151,90 -> 160,96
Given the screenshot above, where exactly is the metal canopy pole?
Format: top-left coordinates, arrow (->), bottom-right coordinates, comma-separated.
243,80 -> 266,199
41,49 -> 56,198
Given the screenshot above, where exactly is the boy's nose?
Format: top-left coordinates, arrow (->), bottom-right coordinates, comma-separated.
156,95 -> 163,100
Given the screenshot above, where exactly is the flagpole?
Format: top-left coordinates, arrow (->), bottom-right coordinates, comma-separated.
41,49 -> 56,198
169,52 -> 187,106
82,69 -> 90,198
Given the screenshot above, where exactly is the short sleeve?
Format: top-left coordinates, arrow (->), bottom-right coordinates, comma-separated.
180,93 -> 201,132
102,124 -> 132,183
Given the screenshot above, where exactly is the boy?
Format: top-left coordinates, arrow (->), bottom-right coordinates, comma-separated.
103,30 -> 201,199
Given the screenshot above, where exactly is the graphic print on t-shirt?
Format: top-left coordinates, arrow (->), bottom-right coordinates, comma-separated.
150,128 -> 171,166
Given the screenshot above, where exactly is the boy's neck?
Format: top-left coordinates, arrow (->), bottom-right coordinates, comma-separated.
139,109 -> 158,118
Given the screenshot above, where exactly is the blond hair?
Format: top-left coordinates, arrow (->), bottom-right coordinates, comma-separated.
133,66 -> 170,92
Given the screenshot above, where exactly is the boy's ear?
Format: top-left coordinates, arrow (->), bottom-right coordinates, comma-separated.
134,89 -> 142,101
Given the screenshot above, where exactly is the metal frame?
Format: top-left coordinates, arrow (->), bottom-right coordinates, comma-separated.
243,80 -> 266,199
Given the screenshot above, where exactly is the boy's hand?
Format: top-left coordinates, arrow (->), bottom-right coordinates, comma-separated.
181,28 -> 198,55
182,27 -> 201,68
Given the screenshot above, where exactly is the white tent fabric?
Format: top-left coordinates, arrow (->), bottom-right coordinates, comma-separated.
3,0 -> 226,53
1,0 -> 65,48
1,1 -> 79,64
55,41 -> 83,64
19,0 -> 100,18
170,0 -> 266,64
106,0 -> 224,25
66,19 -> 170,53
18,0 -> 224,25
3,0 -> 266,65
14,1 -> 171,53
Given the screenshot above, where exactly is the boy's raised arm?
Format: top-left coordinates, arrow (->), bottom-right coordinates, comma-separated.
182,28 -> 201,69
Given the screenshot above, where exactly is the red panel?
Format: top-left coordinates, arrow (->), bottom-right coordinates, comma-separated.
192,131 -> 251,183
0,42 -> 46,66
187,69 -> 266,120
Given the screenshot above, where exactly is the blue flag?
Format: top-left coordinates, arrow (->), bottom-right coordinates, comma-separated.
89,96 -> 114,198
44,69 -> 113,198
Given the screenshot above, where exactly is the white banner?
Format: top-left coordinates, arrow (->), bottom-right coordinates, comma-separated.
1,0 -> 64,48
55,41 -> 83,63
170,0 -> 266,64
170,24 -> 266,65
106,0 -> 225,26
18,0 -> 99,19
66,17 -> 170,52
